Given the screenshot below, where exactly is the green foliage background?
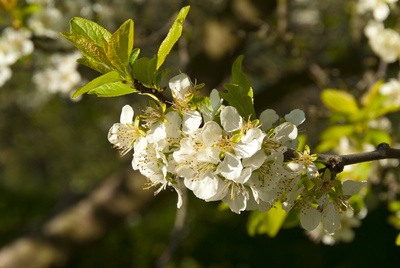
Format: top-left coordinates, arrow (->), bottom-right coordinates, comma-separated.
1,0 -> 399,267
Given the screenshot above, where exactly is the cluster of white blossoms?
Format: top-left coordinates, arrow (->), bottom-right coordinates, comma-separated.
0,27 -> 34,87
108,73 -> 366,234
32,51 -> 82,96
360,0 -> 400,63
357,0 -> 398,21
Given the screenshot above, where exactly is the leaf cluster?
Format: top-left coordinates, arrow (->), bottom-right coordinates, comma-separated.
317,81 -> 400,153
61,6 -> 190,100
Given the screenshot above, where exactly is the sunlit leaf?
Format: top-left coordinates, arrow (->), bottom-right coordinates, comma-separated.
129,48 -> 140,68
247,202 -> 287,238
69,17 -> 112,47
364,129 -> 391,146
321,89 -> 359,115
105,19 -> 134,73
156,5 -> 190,70
77,57 -> 112,74
88,81 -> 137,97
60,32 -> 114,70
395,233 -> 400,246
71,71 -> 123,98
315,124 -> 356,152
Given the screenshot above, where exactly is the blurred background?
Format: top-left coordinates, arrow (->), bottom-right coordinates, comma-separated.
0,0 -> 400,267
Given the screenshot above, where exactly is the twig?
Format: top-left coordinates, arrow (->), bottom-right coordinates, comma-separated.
285,143 -> 400,174
156,185 -> 188,268
134,80 -> 172,104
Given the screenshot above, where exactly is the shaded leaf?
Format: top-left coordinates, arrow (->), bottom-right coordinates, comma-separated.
221,56 -> 256,120
131,55 -> 157,88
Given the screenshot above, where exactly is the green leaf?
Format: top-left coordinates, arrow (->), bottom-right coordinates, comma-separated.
156,5 -> 190,70
316,124 -> 355,152
220,56 -> 256,120
246,202 -> 287,238
69,17 -> 112,47
71,71 -> 123,98
361,79 -> 383,108
88,81 -> 137,97
231,55 -> 252,97
321,89 -> 359,115
129,48 -> 140,68
389,201 -> 400,212
155,68 -> 170,90
131,55 -> 157,88
77,57 -> 112,74
364,129 -> 391,146
396,233 -> 400,246
105,19 -> 134,72
60,32 -> 114,70
281,209 -> 300,229
320,124 -> 356,142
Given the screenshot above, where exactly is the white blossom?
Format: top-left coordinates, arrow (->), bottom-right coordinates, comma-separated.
364,20 -> 400,63
357,0 -> 398,21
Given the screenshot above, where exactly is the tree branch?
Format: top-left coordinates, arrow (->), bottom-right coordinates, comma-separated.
285,143 -> 400,174
0,169 -> 154,268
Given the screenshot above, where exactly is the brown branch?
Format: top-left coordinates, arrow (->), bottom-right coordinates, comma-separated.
156,185 -> 188,268
0,169 -> 154,268
285,143 -> 400,174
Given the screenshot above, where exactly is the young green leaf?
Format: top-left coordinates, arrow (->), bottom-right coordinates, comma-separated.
321,89 -> 359,115
60,32 -> 115,70
156,5 -> 190,70
105,19 -> 134,74
88,81 -> 137,97
77,57 -> 112,74
131,55 -> 157,88
129,48 -> 140,68
247,202 -> 287,237
155,68 -> 170,89
221,56 -> 256,120
69,17 -> 112,47
231,55 -> 252,98
71,71 -> 123,98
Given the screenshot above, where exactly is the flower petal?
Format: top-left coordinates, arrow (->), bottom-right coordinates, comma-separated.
169,73 -> 191,100
221,106 -> 242,132
260,109 -> 279,131
184,170 -> 219,200
216,152 -> 243,181
342,180 -> 366,195
300,206 -> 321,231
284,109 -> 305,126
120,105 -> 134,124
182,110 -> 202,134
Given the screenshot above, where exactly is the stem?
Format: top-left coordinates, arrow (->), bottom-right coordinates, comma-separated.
134,80 -> 172,104
285,143 -> 400,174
156,185 -> 188,268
